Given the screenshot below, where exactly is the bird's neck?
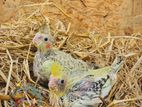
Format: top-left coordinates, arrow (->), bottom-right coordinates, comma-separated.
39,48 -> 53,56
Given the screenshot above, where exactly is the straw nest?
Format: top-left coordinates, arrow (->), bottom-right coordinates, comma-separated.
0,0 -> 142,107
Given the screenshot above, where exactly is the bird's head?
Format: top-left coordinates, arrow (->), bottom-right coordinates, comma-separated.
32,32 -> 54,53
32,23 -> 54,52
48,62 -> 67,96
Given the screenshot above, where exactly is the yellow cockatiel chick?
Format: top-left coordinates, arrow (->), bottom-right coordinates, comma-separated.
48,56 -> 125,107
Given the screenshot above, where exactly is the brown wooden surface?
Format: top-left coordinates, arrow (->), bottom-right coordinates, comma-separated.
0,0 -> 142,35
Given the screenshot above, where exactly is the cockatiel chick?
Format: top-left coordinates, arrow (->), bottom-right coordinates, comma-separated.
48,56 -> 125,107
32,23 -> 96,86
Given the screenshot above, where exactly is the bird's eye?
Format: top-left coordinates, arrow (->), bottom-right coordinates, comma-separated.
44,37 -> 48,41
61,79 -> 64,84
59,79 -> 64,84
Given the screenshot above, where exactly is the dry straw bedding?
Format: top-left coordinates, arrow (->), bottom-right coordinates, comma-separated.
0,0 -> 142,107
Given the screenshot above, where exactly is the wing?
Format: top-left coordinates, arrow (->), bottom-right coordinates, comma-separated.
62,75 -> 111,107
33,51 -> 43,77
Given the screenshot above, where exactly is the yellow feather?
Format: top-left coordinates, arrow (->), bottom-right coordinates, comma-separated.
51,62 -> 63,79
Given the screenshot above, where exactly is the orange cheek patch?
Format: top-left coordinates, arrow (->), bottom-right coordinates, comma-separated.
46,43 -> 51,49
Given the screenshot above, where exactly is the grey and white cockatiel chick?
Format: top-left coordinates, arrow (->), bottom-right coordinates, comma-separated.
48,56 -> 125,107
32,23 -> 97,86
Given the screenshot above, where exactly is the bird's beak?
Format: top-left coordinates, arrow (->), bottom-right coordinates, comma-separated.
48,76 -> 58,91
32,33 -> 42,46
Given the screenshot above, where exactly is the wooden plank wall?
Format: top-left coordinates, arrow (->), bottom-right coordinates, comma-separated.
120,0 -> 142,35
0,0 -> 142,35
132,0 -> 142,33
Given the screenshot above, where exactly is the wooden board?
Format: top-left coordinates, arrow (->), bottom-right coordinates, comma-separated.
0,0 -> 142,35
